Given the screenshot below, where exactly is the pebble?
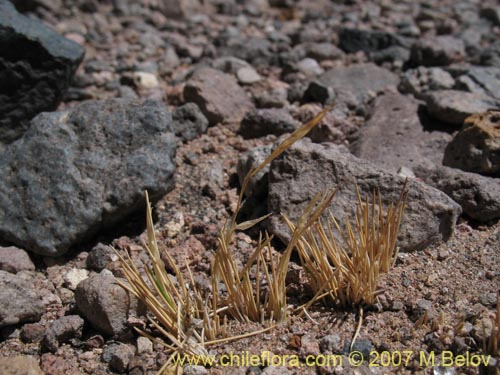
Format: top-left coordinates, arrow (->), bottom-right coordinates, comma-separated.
236,66 -> 262,84
63,268 -> 89,290
296,58 -> 323,76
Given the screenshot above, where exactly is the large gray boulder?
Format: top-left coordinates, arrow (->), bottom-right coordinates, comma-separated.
0,99 -> 176,257
0,0 -> 85,145
267,139 -> 462,252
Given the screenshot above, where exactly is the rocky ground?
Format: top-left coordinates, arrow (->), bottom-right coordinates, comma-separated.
0,0 -> 499,374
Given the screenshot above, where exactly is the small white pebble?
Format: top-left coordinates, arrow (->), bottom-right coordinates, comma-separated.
63,268 -> 89,290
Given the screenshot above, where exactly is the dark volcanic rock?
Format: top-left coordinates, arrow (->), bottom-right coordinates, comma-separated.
0,270 -> 45,327
426,90 -> 500,126
172,103 -> 209,141
75,272 -> 146,337
268,139 -> 461,252
240,108 -> 299,138
0,0 -> 85,145
319,63 -> 399,105
41,315 -> 84,353
409,36 -> 465,67
0,99 -> 176,257
399,67 -> 455,99
184,67 -> 254,126
443,111 -> 500,175
339,27 -> 402,53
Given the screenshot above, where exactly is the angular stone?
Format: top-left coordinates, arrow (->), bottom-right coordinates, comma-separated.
75,272 -> 146,337
268,139 -> 461,252
426,90 -> 500,126
319,63 -> 399,104
350,93 -> 500,222
240,108 -> 299,138
41,315 -> 84,353
0,270 -> 45,327
351,92 -> 451,172
409,36 -> 465,66
0,99 -> 176,257
414,165 -> 500,222
399,67 -> 455,99
458,67 -> 500,100
0,246 -> 35,273
172,103 -> 209,142
339,27 -> 402,53
0,0 -> 85,145
184,67 -> 254,125
443,111 -> 500,175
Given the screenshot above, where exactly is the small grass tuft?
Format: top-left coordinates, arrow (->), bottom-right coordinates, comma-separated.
286,182 -> 408,311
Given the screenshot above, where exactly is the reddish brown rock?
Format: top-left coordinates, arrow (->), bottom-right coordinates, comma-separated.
184,67 -> 254,126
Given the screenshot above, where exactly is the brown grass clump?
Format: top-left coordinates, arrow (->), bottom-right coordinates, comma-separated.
483,296 -> 500,373
212,106 -> 334,323
115,106 -> 333,372
286,183 -> 408,310
115,192 -> 223,365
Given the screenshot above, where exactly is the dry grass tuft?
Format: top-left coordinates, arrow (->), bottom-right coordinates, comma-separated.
115,106 -> 333,372
484,297 -> 500,363
115,191 -> 223,371
286,182 -> 408,310
212,106 -> 334,323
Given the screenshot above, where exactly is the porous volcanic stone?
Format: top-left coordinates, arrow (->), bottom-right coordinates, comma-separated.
184,67 -> 254,125
443,111 -> 500,175
0,0 -> 85,145
0,99 -> 176,257
0,270 -> 45,327
338,27 -> 402,53
172,102 -> 209,141
268,139 -> 461,252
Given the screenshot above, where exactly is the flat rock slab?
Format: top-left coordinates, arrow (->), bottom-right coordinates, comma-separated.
319,63 -> 399,103
268,139 -> 462,252
351,92 -> 451,172
0,99 -> 176,257
0,0 -> 85,145
0,270 -> 45,327
184,67 -> 254,125
351,92 -> 500,222
426,90 -> 500,125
